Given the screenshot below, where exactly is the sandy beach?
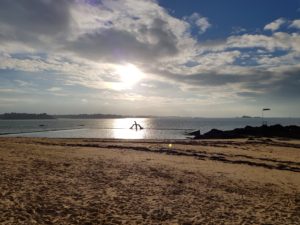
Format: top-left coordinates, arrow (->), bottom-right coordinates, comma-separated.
1,137 -> 300,224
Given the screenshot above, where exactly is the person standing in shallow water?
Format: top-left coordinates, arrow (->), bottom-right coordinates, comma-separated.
130,121 -> 143,130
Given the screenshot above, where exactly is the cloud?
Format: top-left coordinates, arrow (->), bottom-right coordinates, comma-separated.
150,65 -> 272,89
290,19 -> 300,29
0,0 -> 71,49
225,32 -> 300,52
67,19 -> 179,64
231,26 -> 247,35
15,80 -> 31,87
264,18 -> 287,31
186,13 -> 211,34
47,87 -> 62,92
0,0 -> 200,91
0,0 -> 300,115
81,98 -> 88,103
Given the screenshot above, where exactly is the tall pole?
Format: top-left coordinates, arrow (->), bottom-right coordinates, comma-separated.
262,108 -> 271,126
262,109 -> 264,126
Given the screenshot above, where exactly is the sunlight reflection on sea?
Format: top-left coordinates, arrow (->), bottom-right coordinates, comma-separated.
112,118 -> 146,139
2,117 -> 300,139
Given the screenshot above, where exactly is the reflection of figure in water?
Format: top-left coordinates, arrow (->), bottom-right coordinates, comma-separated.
130,121 -> 143,130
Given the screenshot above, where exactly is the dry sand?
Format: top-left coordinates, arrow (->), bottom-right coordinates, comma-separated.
0,137 -> 300,224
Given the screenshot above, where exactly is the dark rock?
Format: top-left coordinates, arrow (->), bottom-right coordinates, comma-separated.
194,124 -> 300,139
186,130 -> 201,137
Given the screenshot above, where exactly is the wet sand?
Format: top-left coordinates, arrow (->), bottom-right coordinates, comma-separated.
1,137 -> 300,224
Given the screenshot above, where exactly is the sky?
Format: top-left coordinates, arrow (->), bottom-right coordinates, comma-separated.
0,0 -> 300,117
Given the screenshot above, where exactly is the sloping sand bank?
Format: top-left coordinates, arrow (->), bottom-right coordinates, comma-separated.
1,137 -> 300,224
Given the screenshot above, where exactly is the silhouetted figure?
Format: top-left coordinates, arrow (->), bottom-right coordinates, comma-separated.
130,121 -> 143,130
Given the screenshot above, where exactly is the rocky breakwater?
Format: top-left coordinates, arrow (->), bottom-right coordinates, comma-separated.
194,124 -> 300,139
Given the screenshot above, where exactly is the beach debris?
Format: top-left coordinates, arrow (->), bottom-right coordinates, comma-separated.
130,121 -> 143,130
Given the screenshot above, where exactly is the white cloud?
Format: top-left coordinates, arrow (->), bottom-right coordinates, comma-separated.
0,56 -> 57,72
225,32 -> 300,52
0,0 -> 300,115
0,88 -> 20,93
47,87 -> 62,92
290,19 -> 300,29
15,80 -> 31,87
264,18 -> 286,31
231,26 -> 247,35
81,98 -> 88,103
186,13 -> 211,34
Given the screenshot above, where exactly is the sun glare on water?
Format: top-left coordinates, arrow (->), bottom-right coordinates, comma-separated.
113,64 -> 144,90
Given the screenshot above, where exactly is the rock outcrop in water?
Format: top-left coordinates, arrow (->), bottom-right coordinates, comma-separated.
193,124 -> 300,139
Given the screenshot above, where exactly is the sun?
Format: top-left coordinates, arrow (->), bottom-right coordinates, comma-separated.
115,64 -> 143,89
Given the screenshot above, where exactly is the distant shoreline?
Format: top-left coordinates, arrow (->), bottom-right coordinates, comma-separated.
1,113 -> 300,120
0,113 -> 156,120
0,113 -> 55,120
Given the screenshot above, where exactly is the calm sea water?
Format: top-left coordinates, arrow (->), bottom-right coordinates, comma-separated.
1,117 -> 300,139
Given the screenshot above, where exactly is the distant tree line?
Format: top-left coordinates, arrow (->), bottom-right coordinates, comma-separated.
0,113 -> 155,120
0,113 -> 55,120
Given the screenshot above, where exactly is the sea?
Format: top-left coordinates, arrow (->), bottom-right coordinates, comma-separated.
1,117 -> 300,139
